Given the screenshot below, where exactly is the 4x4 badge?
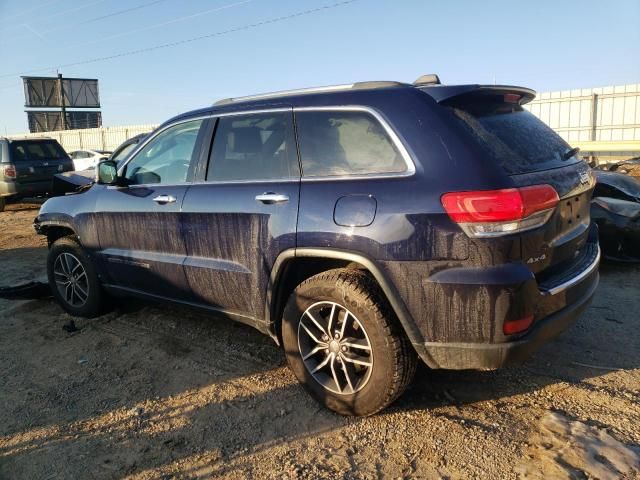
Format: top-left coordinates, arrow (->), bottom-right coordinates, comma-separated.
527,253 -> 547,264
579,171 -> 590,184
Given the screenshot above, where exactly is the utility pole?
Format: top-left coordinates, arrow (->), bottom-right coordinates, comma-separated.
58,73 -> 67,130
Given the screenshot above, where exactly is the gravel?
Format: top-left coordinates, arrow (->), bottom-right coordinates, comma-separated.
0,203 -> 638,479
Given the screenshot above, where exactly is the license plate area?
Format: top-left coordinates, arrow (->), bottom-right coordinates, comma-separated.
558,192 -> 590,228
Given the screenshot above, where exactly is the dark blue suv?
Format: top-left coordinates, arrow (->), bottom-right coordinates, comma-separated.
34,75 -> 600,415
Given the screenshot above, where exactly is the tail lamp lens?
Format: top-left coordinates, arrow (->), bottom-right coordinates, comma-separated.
2,164 -> 17,179
441,185 -> 559,237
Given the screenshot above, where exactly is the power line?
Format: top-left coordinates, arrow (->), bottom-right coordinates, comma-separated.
6,0 -> 174,40
2,0 -> 106,33
1,0 -> 64,21
36,0 -> 108,22
78,0 -> 255,48
0,0 -> 358,79
74,0 -> 172,26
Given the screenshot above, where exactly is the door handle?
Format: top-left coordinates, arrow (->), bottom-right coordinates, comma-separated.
153,194 -> 177,204
255,193 -> 289,205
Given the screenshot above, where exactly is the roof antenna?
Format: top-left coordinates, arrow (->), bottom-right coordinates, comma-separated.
413,74 -> 441,86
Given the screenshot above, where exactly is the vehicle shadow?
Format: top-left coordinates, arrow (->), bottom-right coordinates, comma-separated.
0,246 -> 48,287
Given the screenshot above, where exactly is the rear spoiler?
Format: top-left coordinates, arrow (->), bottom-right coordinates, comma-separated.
419,84 -> 536,105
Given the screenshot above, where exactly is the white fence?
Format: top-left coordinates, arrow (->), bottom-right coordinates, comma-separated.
525,83 -> 640,161
8,124 -> 158,153
8,83 -> 640,161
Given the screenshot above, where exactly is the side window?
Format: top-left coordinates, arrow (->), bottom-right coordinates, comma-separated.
207,111 -> 299,182
11,145 -> 27,161
295,110 -> 407,177
124,119 -> 203,185
111,143 -> 136,164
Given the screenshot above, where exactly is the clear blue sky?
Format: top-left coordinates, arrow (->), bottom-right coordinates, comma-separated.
1,0 -> 639,134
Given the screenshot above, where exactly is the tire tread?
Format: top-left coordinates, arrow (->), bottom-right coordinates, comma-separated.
292,268 -> 417,415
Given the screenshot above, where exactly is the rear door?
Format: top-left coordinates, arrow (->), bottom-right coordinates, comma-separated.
180,109 -> 300,320
446,92 -> 595,275
94,118 -> 208,299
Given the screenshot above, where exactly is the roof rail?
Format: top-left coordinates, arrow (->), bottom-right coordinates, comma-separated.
214,81 -> 408,106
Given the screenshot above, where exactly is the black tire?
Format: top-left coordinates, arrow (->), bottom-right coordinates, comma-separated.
281,268 -> 417,416
47,235 -> 106,318
0,197 -> 6,212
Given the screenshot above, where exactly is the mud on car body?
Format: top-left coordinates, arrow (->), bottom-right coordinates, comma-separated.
34,75 -> 600,415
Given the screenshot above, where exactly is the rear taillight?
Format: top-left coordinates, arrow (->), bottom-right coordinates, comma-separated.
441,184 -> 559,237
2,164 -> 16,179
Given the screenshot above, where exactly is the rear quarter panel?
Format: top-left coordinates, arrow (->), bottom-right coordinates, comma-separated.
294,89 -> 526,344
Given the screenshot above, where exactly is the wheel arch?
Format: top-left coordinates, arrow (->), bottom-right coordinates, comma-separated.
267,248 -> 425,349
36,221 -> 78,247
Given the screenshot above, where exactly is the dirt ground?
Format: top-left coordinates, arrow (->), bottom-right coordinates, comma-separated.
0,202 -> 639,480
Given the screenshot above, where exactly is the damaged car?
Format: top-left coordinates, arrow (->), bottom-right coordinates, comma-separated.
608,156 -> 640,177
592,170 -> 640,261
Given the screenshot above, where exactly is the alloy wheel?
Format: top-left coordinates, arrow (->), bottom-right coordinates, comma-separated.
53,252 -> 89,307
297,301 -> 374,395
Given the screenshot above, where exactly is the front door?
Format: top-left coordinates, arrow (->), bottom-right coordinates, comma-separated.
94,118 -> 208,299
181,110 -> 300,320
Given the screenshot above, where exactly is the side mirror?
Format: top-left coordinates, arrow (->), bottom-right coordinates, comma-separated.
96,160 -> 118,185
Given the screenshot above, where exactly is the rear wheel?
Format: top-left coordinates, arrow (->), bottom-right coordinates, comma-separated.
281,268 -> 417,416
0,197 -> 6,212
47,236 -> 106,317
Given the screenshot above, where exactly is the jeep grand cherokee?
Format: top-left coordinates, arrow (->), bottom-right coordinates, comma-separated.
34,75 -> 599,415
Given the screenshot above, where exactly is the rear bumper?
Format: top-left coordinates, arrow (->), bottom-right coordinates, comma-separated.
414,267 -> 598,369
412,241 -> 600,370
0,179 -> 52,198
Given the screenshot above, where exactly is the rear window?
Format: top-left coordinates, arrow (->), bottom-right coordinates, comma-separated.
10,140 -> 68,161
450,102 -> 579,175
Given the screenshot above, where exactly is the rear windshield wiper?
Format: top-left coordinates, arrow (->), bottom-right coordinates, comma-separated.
562,147 -> 580,161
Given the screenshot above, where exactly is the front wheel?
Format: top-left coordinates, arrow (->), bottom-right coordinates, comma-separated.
281,268 -> 417,416
0,197 -> 6,212
47,236 -> 106,317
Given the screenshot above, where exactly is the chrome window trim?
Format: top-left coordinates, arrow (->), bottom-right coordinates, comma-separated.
117,105 -> 417,185
213,107 -> 292,118
192,178 -> 300,186
108,178 -> 303,189
117,108 -> 294,177
294,105 -> 416,181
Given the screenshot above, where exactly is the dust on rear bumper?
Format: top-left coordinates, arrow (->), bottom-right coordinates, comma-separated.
412,243 -> 600,370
